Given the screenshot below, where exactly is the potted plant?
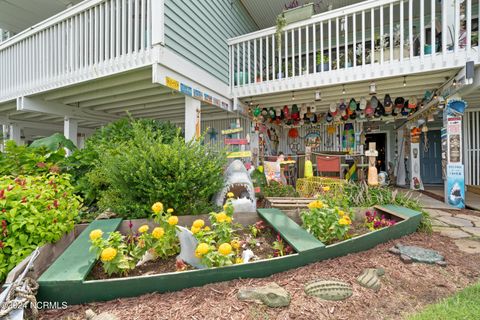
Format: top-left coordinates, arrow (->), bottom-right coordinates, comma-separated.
282,1 -> 314,24
316,52 -> 329,72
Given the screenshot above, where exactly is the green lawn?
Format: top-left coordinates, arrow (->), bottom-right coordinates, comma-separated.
408,282 -> 480,320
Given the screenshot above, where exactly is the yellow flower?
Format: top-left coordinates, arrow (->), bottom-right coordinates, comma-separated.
204,226 -> 211,231
227,192 -> 234,198
218,243 -> 232,255
226,216 -> 232,223
338,210 -> 345,217
223,204 -> 229,210
338,218 -> 351,226
191,226 -> 201,234
138,225 -> 149,233
152,227 -> 165,239
258,165 -> 264,173
322,186 -> 331,192
152,202 -> 164,214
235,257 -> 243,264
195,243 -> 210,258
138,239 -> 145,248
167,208 -> 174,214
230,240 -> 241,250
307,200 -> 324,210
216,212 -> 227,223
344,216 -> 352,224
89,229 -> 103,241
192,219 -> 205,228
168,216 -> 179,226
100,247 -> 117,262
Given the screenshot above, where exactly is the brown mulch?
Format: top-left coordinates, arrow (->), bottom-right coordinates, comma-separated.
39,232 -> 480,320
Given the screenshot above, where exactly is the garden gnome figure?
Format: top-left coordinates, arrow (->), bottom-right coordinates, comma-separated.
365,142 -> 379,186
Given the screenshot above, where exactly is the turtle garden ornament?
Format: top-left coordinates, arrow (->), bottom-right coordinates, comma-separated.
389,243 -> 447,266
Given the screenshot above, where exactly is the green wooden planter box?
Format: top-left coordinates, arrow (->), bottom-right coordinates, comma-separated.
282,3 -> 314,24
36,205 -> 421,305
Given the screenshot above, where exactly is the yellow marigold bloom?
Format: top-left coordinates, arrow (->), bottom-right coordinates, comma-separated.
192,219 -> 205,228
138,225 -> 149,233
216,212 -> 227,223
204,226 -> 211,231
89,229 -> 103,241
100,247 -> 117,262
338,218 -> 351,226
227,192 -> 234,198
168,216 -> 179,226
338,210 -> 345,217
195,243 -> 210,257
152,227 -> 165,239
167,208 -> 174,214
191,226 -> 201,234
225,216 -> 232,223
218,243 -> 232,255
151,202 -> 164,214
235,257 -> 243,264
322,186 -> 331,192
344,216 -> 352,224
230,240 -> 241,250
307,200 -> 324,210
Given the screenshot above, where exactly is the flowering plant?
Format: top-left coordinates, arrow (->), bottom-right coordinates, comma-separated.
364,210 -> 396,230
301,200 -> 352,244
148,202 -> 180,259
89,230 -> 134,276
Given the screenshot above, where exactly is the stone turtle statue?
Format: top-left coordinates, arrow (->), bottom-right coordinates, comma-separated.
389,243 -> 446,266
237,282 -> 290,307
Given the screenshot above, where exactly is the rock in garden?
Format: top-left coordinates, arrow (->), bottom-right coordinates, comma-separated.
356,268 -> 385,292
389,243 -> 446,266
95,209 -> 117,220
237,282 -> 290,307
304,280 -> 353,301
85,309 -> 119,320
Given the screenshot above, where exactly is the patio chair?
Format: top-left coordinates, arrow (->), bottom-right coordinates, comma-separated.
315,155 -> 342,179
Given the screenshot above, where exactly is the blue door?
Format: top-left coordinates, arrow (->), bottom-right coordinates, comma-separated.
420,130 -> 443,184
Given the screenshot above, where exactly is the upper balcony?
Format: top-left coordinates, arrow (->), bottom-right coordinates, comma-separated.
228,0 -> 480,99
0,0 -> 163,103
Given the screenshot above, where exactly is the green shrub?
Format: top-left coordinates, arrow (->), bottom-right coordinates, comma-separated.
63,118 -> 181,206
92,122 -> 226,218
0,140 -> 66,176
263,181 -> 299,198
0,174 -> 81,281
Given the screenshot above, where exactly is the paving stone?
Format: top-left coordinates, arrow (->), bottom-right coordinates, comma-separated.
424,209 -> 451,218
432,227 -> 471,239
455,214 -> 480,227
436,216 -> 474,227
454,239 -> 480,254
431,219 -> 449,227
461,227 -> 480,237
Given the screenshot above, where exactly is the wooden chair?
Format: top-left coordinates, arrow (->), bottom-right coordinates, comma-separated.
316,155 -> 342,179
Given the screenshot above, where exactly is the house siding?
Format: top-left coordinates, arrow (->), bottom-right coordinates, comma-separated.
164,0 -> 257,84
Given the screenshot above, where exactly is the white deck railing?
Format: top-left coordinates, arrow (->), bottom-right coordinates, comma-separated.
228,0 -> 479,91
0,0 -> 160,102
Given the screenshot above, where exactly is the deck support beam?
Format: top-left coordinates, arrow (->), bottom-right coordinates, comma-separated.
64,117 -> 78,155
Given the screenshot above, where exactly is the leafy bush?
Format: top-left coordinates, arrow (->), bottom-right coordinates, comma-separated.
92,122 -> 226,218
300,200 -> 352,244
63,118 -> 181,206
263,181 -> 299,198
0,174 -> 81,281
0,140 -> 66,176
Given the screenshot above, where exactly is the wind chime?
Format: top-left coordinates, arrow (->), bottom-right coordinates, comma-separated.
422,123 -> 429,153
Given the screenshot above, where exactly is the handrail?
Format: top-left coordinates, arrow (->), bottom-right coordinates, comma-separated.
227,0 -> 399,45
0,0 -> 107,51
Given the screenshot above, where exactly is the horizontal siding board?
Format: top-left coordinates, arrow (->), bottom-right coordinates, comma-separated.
165,0 -> 257,84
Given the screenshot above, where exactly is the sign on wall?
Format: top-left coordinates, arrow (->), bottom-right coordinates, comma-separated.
446,164 -> 465,208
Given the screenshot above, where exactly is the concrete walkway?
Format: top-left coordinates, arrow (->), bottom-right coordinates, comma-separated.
422,185 -> 480,211
426,208 -> 480,254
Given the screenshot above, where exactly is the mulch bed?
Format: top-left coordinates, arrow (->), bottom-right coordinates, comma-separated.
39,232 -> 480,320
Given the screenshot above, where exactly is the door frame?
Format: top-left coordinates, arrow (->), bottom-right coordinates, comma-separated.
365,130 -> 391,169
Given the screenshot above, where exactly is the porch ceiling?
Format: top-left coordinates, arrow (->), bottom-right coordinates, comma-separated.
0,0 -> 83,33
242,69 -> 458,112
0,68 -> 229,131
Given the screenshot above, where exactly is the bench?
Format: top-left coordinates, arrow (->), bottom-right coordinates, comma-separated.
257,208 -> 324,252
38,218 -> 123,283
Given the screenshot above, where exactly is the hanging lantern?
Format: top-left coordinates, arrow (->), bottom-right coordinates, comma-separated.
369,81 -> 377,95
288,128 -> 299,138
422,124 -> 429,133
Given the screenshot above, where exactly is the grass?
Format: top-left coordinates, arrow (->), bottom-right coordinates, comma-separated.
407,282 -> 480,320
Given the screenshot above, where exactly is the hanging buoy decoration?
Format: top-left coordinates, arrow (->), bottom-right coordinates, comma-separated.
288,128 -> 299,139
